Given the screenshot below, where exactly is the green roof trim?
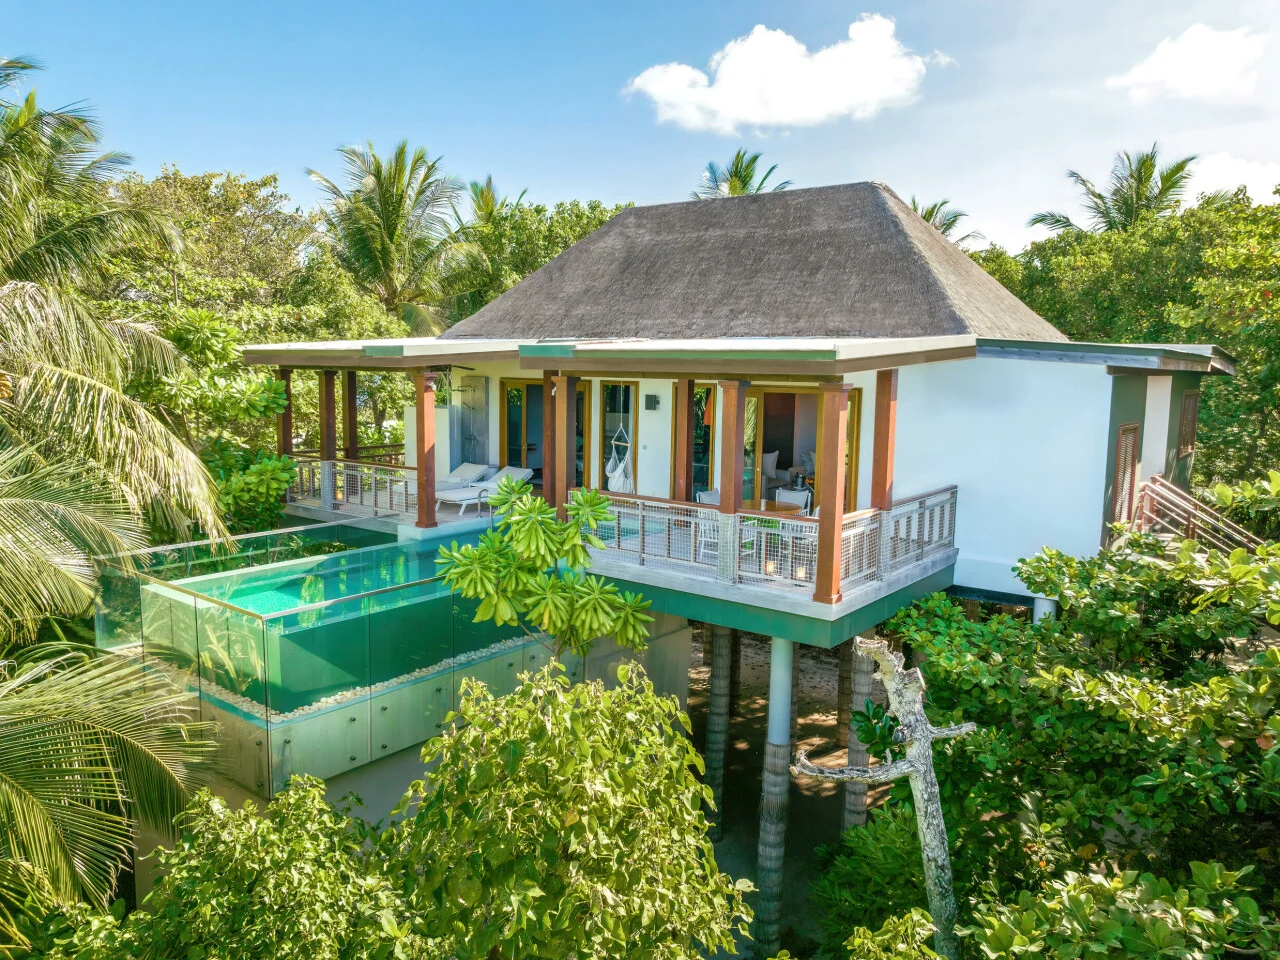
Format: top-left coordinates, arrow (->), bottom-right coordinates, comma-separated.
363,345 -> 409,357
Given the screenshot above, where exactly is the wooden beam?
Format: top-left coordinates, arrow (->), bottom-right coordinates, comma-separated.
542,371 -> 557,505
814,383 -> 852,604
718,380 -> 749,515
276,367 -> 293,457
552,374 -> 580,516
870,369 -> 898,511
673,378 -> 695,502
342,370 -> 359,460
319,370 -> 337,461
414,372 -> 438,529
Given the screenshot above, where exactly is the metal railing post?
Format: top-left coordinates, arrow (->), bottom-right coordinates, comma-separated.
320,460 -> 336,511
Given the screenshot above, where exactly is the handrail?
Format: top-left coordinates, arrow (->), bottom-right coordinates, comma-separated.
1132,475 -> 1262,552
891,485 -> 959,509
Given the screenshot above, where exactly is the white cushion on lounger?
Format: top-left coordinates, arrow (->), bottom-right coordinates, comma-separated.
435,462 -> 490,492
435,466 -> 534,506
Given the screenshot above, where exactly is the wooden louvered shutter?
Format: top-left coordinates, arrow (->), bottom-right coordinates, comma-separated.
1113,423 -> 1140,523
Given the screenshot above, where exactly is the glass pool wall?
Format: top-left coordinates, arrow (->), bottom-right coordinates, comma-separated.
95,520 -> 580,796
102,563 -> 569,797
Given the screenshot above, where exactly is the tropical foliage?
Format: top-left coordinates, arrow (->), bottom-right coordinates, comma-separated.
0,60 -> 224,634
1028,144 -> 1211,233
379,662 -> 752,959
910,197 -> 983,247
309,141 -> 485,334
436,477 -> 653,658
0,646 -> 216,949
22,779 -> 420,959
32,663 -> 753,959
692,148 -> 790,199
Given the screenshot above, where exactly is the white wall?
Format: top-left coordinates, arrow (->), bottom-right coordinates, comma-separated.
845,371 -> 877,511
793,393 -> 819,468
894,356 -> 1113,596
635,379 -> 674,497
402,405 -> 454,477
1141,375 -> 1173,481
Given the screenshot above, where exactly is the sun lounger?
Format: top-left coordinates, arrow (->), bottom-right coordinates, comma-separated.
435,466 -> 534,516
435,462 -> 491,492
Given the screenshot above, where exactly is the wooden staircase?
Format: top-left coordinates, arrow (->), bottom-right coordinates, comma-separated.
1130,474 -> 1262,554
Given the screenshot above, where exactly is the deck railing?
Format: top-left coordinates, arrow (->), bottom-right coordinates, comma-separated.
289,457 -> 419,519
593,486 -> 958,597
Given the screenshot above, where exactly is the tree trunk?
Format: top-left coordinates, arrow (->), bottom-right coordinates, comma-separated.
753,636 -> 794,959
729,629 -> 742,716
705,624 -> 731,840
842,650 -> 875,829
755,740 -> 790,957
836,640 -> 853,750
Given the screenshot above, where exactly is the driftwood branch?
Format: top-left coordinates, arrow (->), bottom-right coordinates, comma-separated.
791,749 -> 915,784
791,633 -> 977,960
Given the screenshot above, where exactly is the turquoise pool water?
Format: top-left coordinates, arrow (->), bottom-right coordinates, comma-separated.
185,540 -> 435,616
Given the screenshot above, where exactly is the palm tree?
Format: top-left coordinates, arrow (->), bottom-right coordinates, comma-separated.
0,645 -> 217,944
910,197 -> 984,247
309,142 -> 486,334
691,149 -> 791,199
0,59 -> 225,636
1029,144 -> 1212,233
467,175 -> 525,226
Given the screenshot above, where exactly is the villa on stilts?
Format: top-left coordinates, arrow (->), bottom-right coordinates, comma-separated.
101,182 -> 1233,953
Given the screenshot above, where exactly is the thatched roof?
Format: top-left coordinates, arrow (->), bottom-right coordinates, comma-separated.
441,182 -> 1067,343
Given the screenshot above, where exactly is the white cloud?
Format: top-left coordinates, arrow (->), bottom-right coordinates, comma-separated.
626,15 -> 934,135
1193,152 -> 1280,202
1105,24 -> 1268,104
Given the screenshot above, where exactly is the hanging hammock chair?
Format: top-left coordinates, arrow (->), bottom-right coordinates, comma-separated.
605,425 -> 635,494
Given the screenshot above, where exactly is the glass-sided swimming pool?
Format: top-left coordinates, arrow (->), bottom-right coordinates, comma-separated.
97,524 -> 571,795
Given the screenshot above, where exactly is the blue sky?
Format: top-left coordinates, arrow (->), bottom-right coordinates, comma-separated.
8,0 -> 1280,248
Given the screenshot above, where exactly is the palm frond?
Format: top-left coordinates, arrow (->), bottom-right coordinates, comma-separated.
0,446 -> 143,636
0,648 -> 216,905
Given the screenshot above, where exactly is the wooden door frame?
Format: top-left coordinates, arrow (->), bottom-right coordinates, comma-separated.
499,378 -> 592,487
669,381 -> 717,499
599,380 -> 640,491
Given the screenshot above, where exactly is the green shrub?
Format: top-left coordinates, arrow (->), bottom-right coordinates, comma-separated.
813,803 -> 1075,954
377,662 -> 751,959
962,862 -> 1279,958
22,778 -> 420,959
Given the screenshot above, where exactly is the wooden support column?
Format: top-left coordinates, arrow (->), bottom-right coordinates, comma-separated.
319,370 -> 337,462
414,372 -> 437,529
717,380 -> 749,514
814,383 -> 852,604
542,371 -> 557,504
870,368 -> 898,510
276,367 -> 293,457
552,374 -> 579,516
673,378 -> 695,502
342,370 -> 359,461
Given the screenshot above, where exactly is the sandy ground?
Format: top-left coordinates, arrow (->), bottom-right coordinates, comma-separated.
685,629 -> 890,955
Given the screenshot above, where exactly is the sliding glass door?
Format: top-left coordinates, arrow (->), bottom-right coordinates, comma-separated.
500,379 -> 590,489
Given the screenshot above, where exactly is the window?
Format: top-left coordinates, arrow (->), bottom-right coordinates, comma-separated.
1113,423 -> 1141,523
1178,391 -> 1200,458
